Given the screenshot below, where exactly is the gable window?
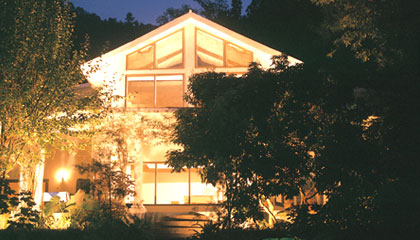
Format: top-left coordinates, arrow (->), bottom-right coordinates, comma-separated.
126,30 -> 183,70
127,75 -> 184,108
196,29 -> 253,68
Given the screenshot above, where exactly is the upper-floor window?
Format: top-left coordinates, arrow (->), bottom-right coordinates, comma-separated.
126,30 -> 184,70
196,29 -> 253,68
126,75 -> 184,108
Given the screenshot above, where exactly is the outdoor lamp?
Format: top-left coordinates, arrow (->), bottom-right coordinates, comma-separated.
56,169 -> 70,182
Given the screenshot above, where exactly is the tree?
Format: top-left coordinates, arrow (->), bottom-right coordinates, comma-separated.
296,0 -> 420,237
75,160 -> 134,216
244,0 -> 324,61
168,59 -> 317,228
156,4 -> 195,25
75,98 -> 174,217
169,0 -> 420,237
0,0 -> 102,191
72,6 -> 156,60
156,0 -> 244,30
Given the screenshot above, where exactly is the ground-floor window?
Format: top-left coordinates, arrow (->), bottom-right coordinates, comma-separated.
142,162 -> 221,205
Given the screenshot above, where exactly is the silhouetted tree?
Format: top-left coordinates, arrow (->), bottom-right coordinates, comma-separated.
72,7 -> 156,60
156,4 -> 195,25
169,0 -> 420,238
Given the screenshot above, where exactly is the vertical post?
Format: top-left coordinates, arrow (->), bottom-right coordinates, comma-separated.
188,168 -> 191,205
154,162 -> 157,205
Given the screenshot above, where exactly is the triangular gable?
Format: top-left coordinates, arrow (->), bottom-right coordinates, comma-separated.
84,11 -> 301,101
98,10 -> 296,63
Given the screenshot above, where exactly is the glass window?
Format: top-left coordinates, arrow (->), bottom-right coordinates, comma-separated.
142,163 -> 220,205
156,164 -> 189,204
190,169 -> 220,204
142,163 -> 156,204
156,31 -> 183,69
127,75 -> 183,108
196,30 -> 224,67
226,43 -> 253,67
196,29 -> 253,68
127,76 -> 155,108
126,45 -> 154,70
156,75 -> 183,108
126,31 -> 183,70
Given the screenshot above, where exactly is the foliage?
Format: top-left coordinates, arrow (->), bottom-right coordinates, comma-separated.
71,6 -> 156,60
168,0 -> 419,237
75,108 -> 174,219
75,160 -> 134,216
0,174 -> 18,215
156,0 -> 243,30
244,0 -> 324,61
0,216 -> 153,240
192,221 -> 292,240
156,4 -> 196,25
168,59 -> 316,228
7,191 -> 40,230
0,0 -> 103,188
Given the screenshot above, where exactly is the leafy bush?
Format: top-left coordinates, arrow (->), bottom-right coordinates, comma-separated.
7,191 -> 40,230
191,221 -> 293,240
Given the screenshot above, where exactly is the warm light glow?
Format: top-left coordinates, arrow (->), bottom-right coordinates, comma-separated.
56,169 -> 70,182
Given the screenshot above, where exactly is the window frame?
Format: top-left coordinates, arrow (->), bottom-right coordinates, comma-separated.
195,28 -> 253,68
142,162 -> 220,206
125,74 -> 185,108
126,29 -> 185,70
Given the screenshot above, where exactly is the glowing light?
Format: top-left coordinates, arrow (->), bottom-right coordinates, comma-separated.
56,169 -> 70,182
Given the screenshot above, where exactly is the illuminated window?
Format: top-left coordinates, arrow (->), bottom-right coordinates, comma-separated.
127,45 -> 154,69
142,163 -> 220,205
126,31 -> 183,70
156,31 -> 183,68
127,75 -> 183,108
196,29 -> 253,68
156,75 -> 183,108
226,43 -> 253,67
127,76 -> 155,108
197,30 -> 224,67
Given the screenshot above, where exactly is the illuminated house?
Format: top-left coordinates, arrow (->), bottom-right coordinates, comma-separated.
40,11 -> 300,216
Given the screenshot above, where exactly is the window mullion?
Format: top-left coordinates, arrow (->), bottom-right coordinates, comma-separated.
223,41 -> 227,67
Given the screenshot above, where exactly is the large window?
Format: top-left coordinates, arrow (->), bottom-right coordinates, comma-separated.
142,163 -> 220,205
127,75 -> 184,108
196,29 -> 253,68
126,30 -> 183,70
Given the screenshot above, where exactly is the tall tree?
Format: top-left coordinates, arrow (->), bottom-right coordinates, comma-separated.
168,60 -> 315,228
169,0 -> 420,238
156,4 -> 195,25
244,0 -> 324,61
72,7 -> 156,60
0,0 -> 102,190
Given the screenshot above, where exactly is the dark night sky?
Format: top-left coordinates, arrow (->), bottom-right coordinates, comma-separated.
71,0 -> 252,24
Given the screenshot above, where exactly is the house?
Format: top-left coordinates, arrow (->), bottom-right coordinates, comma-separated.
36,10 -> 301,219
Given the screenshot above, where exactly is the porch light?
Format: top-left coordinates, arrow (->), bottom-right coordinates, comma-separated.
56,169 -> 70,182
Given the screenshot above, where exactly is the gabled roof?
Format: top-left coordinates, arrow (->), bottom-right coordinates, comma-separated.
100,10 -> 283,60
